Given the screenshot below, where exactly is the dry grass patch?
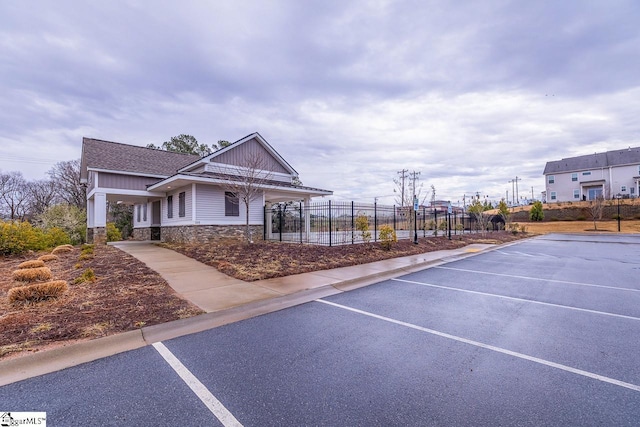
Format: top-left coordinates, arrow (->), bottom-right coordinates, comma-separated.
12,266 -> 53,282
51,245 -> 74,255
17,260 -> 45,269
8,280 -> 68,303
523,220 -> 640,234
38,254 -> 58,263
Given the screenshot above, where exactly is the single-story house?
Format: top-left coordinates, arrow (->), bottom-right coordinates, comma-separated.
80,132 -> 332,243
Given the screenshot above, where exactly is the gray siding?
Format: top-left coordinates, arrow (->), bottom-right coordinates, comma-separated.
195,184 -> 263,224
99,172 -> 160,190
163,185 -> 193,224
211,138 -> 289,174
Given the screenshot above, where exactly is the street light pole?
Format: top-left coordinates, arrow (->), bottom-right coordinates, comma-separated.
413,194 -> 418,244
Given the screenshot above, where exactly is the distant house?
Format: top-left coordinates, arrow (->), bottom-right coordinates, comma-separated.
543,147 -> 640,203
80,132 -> 332,243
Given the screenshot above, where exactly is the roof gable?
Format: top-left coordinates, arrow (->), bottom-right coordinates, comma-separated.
80,138 -> 200,181
180,132 -> 297,175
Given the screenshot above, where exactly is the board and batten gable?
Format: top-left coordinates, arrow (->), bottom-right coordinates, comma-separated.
195,184 -> 263,224
210,138 -> 290,174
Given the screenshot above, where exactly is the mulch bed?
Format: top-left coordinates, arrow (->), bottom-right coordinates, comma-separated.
163,231 -> 527,281
0,245 -> 204,360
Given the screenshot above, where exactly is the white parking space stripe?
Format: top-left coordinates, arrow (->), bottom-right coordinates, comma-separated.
316,299 -> 640,393
392,278 -> 640,322
153,342 -> 243,427
435,266 -> 640,293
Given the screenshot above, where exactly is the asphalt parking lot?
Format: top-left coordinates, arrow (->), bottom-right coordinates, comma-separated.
2,233 -> 639,426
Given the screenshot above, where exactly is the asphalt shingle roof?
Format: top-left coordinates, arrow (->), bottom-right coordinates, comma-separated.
543,147 -> 640,175
80,138 -> 201,180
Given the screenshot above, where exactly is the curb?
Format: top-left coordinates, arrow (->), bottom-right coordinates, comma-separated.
0,241 -> 514,387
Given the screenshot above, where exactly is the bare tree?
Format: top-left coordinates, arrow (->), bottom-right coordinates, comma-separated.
218,152 -> 274,243
27,179 -> 60,219
467,198 -> 490,235
585,194 -> 606,230
48,159 -> 85,209
0,171 -> 29,221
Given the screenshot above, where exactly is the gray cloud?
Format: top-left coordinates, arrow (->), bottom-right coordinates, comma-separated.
1,0 -> 639,205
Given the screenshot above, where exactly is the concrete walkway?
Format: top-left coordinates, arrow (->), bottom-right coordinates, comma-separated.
111,241 -> 496,313
0,240 -> 503,386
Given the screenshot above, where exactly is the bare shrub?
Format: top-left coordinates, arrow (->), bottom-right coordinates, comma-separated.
38,254 -> 59,262
17,260 -> 45,269
12,266 -> 53,282
8,280 -> 68,303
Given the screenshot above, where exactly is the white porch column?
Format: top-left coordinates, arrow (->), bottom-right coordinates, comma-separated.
92,192 -> 107,244
87,197 -> 95,228
265,202 -> 272,239
304,198 -> 311,243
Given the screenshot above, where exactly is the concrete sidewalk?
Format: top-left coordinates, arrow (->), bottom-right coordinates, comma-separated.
0,240 -> 501,386
112,241 -> 495,313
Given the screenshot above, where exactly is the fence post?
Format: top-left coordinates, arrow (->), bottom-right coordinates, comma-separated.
393,205 -> 396,231
351,201 -> 354,244
329,200 -> 332,247
299,202 -> 303,244
434,209 -> 437,234
374,202 -> 377,243
454,211 -> 457,235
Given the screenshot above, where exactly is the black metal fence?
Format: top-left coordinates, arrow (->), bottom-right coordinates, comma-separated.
264,201 -> 484,246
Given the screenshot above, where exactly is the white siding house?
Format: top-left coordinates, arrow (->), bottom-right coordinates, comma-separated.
81,132 -> 332,243
543,147 -> 640,203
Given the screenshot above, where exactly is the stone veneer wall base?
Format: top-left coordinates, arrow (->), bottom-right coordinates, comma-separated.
161,225 -> 264,244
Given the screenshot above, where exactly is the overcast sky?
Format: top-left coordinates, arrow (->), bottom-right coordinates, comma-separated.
2,1 -> 639,206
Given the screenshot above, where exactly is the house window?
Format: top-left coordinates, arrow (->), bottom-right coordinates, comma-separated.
167,195 -> 173,219
136,205 -> 141,222
548,175 -> 555,184
582,171 -> 591,176
621,186 -> 627,192
571,173 -> 578,182
178,192 -> 186,217
573,189 -> 580,199
143,204 -> 147,222
631,187 -> 636,195
551,191 -> 557,200
225,192 -> 239,216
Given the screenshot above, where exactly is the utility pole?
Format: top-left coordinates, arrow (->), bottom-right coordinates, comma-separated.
409,171 -> 421,201
395,169 -> 409,207
531,186 -> 534,201
509,179 -> 514,205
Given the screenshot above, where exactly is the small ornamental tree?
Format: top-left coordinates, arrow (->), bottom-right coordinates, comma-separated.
497,199 -> 512,231
467,199 -> 490,235
379,225 -> 397,250
529,201 -> 544,221
355,213 -> 371,243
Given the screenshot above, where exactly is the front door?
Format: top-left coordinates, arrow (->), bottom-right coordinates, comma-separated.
151,201 -> 161,241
